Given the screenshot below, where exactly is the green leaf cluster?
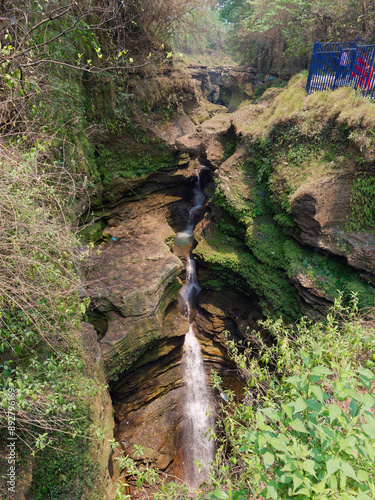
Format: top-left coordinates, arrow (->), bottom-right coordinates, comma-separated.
209,297 -> 375,499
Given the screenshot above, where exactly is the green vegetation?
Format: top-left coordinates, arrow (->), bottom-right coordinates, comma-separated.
219,0 -> 375,77
347,172 -> 375,232
172,0 -> 233,66
207,296 -> 375,499
196,108 -> 375,320
29,419 -> 102,500
2,0 -> 375,497
110,299 -> 375,500
284,240 -> 375,308
194,226 -> 301,319
112,444 -> 191,499
0,0 -> 197,494
0,149 -> 109,497
96,145 -> 176,181
236,77 -> 375,237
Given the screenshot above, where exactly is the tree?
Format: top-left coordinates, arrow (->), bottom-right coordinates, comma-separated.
221,0 -> 375,76
172,1 -> 229,60
218,0 -> 250,26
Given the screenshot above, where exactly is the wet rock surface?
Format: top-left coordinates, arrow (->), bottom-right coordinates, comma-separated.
84,154 -> 245,483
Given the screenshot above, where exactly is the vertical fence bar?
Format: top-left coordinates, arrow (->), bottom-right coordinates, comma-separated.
314,53 -> 323,91
330,51 -> 340,90
306,41 -> 319,94
333,50 -> 344,89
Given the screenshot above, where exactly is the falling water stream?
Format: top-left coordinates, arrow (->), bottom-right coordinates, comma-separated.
176,168 -> 216,490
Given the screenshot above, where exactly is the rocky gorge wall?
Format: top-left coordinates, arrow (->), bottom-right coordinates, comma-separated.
81,65 -> 375,493
178,75 -> 375,320
79,62 -> 253,492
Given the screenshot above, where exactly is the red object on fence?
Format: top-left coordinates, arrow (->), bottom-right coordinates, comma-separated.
365,67 -> 373,90
352,54 -> 367,80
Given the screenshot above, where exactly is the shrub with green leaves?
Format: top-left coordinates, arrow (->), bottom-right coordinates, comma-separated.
207,295 -> 375,500
233,365 -> 375,499
0,147 -> 104,497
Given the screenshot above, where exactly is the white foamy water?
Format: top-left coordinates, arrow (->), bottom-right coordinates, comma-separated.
175,169 -> 206,246
177,168 -> 216,489
183,323 -> 216,489
180,257 -> 201,320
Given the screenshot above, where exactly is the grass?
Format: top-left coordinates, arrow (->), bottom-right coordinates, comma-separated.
232,73 -> 375,156
347,172 -> 375,232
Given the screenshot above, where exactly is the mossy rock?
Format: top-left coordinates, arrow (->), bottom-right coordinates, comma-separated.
78,220 -> 106,244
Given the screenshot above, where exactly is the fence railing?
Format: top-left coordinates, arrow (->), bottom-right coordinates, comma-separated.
306,39 -> 375,98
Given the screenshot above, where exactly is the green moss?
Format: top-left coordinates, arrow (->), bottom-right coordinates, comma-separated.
194,228 -> 301,319
284,239 -> 375,309
347,171 -> 375,232
198,274 -> 225,291
214,161 -> 265,226
273,212 -> 297,229
217,210 -> 245,238
224,137 -> 240,159
78,219 -> 106,244
245,220 -> 289,270
96,144 -> 176,182
204,129 -> 375,319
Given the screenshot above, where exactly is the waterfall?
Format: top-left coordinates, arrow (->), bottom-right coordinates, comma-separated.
176,168 -> 216,490
186,172 -> 206,234
175,169 -> 207,247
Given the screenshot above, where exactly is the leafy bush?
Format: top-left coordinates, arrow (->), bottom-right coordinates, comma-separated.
0,149 -> 102,496
208,295 -> 375,499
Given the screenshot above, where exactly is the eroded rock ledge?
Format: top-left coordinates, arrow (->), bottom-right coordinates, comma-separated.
85,70 -> 375,491
85,189 -> 189,478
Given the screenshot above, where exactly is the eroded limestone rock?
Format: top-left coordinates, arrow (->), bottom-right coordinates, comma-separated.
175,113 -> 233,167
85,194 -> 188,381
291,178 -> 375,278
186,64 -> 259,111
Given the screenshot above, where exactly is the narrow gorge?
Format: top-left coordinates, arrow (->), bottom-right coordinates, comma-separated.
2,2 -> 375,498
80,65 -> 375,496
80,64 -> 260,494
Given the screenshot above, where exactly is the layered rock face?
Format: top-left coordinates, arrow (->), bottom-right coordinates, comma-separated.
85,68 -> 375,493
85,164 -> 193,477
83,71 -> 247,484
187,64 -> 259,111
291,181 -> 375,279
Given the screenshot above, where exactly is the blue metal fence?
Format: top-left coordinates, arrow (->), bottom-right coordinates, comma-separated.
306,39 -> 375,98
